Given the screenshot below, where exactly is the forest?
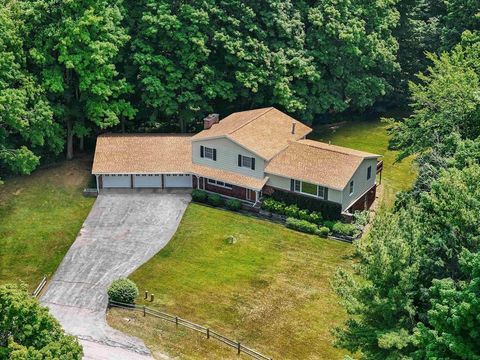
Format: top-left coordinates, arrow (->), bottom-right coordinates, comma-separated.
0,0 -> 476,178
1,0 -> 480,358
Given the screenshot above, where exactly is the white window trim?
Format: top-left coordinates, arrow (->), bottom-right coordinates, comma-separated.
204,146 -> 215,160
240,155 -> 253,168
207,178 -> 233,189
294,180 -> 326,199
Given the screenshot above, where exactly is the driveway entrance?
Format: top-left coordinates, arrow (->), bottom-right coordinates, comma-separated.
41,190 -> 190,359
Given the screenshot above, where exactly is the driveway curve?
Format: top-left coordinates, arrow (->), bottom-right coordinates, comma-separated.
41,189 -> 191,359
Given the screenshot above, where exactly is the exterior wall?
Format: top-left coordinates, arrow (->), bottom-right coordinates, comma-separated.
192,138 -> 265,179
349,184 -> 377,212
265,173 -> 343,204
341,158 -> 377,211
204,180 -> 247,200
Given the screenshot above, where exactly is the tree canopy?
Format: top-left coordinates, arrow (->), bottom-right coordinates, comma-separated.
0,283 -> 82,359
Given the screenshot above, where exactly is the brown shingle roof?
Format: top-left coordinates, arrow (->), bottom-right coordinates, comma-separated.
192,107 -> 312,160
191,164 -> 268,190
265,139 -> 380,190
92,134 -> 193,174
92,133 -> 268,190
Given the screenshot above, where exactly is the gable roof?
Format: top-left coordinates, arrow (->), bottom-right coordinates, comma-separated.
92,134 -> 193,174
265,139 -> 380,190
191,107 -> 312,160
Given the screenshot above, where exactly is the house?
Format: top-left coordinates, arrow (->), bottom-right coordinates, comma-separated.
92,107 -> 382,214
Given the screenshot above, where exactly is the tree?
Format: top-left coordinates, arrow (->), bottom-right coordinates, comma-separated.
0,0 -> 62,181
300,0 -> 400,118
333,165 -> 480,359
0,283 -> 82,359
23,0 -> 135,159
388,37 -> 480,160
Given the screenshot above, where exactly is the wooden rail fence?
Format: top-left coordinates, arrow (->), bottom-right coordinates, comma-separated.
109,300 -> 272,360
32,275 -> 48,298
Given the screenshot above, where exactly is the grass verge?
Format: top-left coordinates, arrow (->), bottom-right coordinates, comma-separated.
0,157 -> 95,290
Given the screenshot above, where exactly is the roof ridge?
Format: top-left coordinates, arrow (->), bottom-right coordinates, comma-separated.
227,107 -> 274,135
297,139 -> 367,158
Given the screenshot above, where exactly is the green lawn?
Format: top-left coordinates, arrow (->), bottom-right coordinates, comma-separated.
311,117 -> 417,207
0,158 -> 95,290
108,204 -> 352,360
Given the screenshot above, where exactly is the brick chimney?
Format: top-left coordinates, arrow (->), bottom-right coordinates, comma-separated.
203,113 -> 220,130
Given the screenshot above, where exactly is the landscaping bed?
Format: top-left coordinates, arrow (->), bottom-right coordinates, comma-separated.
191,189 -> 366,243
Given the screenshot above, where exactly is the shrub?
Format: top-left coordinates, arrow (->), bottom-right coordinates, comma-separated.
285,217 -> 319,235
284,204 -> 299,218
207,193 -> 224,207
107,278 -> 139,304
261,197 -> 286,214
308,211 -> 323,225
225,198 -> 242,211
318,226 -> 330,236
332,222 -> 358,237
298,209 -> 310,221
191,189 -> 207,203
353,210 -> 370,227
323,220 -> 336,230
270,190 -> 342,220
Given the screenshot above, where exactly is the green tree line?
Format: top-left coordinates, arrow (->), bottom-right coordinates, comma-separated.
1,0 -> 476,179
333,22 -> 480,360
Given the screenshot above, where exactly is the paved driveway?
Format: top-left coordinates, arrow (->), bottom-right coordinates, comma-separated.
41,190 -> 191,359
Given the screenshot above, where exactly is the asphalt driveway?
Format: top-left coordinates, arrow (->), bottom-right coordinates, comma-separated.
41,190 -> 191,359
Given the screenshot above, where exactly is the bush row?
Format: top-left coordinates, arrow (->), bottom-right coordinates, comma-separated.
191,190 -> 242,211
269,190 -> 342,220
286,217 -> 359,238
261,198 -> 322,224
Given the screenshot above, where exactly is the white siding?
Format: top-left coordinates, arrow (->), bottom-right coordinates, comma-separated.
265,173 -> 343,205
341,158 -> 377,211
192,138 -> 265,179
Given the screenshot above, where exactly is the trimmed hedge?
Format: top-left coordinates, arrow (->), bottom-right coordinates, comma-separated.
191,189 -> 208,202
270,189 -> 342,220
285,217 -> 320,235
225,198 -> 242,211
318,226 -> 330,237
107,278 -> 139,304
207,193 -> 224,206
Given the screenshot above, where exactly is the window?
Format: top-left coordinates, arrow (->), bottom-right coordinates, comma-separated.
207,179 -> 232,189
294,180 -> 301,192
301,181 -> 317,196
349,180 -> 354,195
291,179 -> 327,199
238,155 -> 255,170
367,166 -> 372,180
200,145 -> 216,161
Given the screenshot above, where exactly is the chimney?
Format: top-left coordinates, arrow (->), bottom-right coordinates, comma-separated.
203,113 -> 220,130
291,122 -> 296,134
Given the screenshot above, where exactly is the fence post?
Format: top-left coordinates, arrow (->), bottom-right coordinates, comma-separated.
206,328 -> 210,339
143,305 -> 146,317
237,342 -> 241,355
144,291 -> 148,300
150,293 -> 154,302
175,316 -> 178,326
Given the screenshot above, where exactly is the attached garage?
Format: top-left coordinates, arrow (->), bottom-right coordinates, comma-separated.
164,174 -> 192,188
102,174 -> 131,188
134,174 -> 162,188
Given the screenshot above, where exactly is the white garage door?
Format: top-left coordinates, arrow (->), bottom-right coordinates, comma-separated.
164,174 -> 192,188
103,174 -> 131,188
134,174 -> 162,188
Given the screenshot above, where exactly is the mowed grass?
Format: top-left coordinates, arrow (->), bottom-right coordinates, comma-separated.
0,158 -> 95,290
311,117 -> 417,207
108,204 -> 352,360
